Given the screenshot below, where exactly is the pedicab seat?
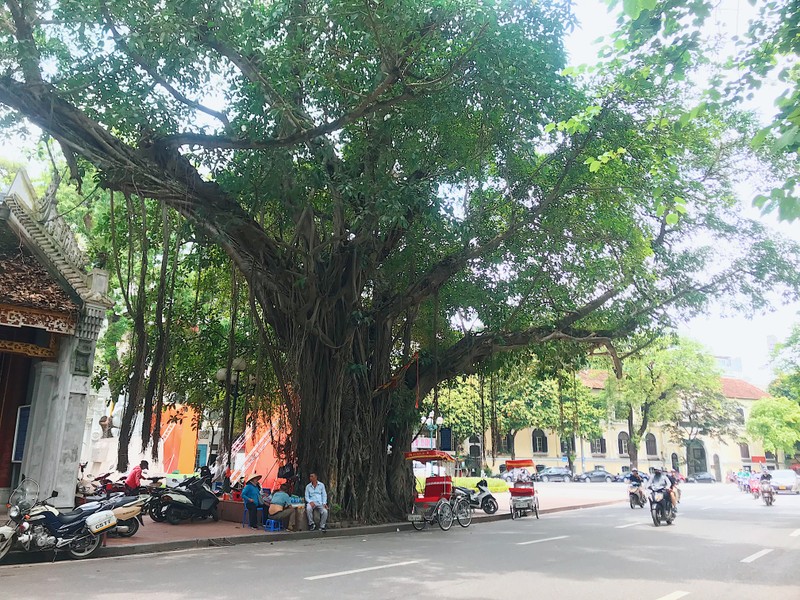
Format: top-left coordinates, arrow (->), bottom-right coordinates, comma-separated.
414,495 -> 445,504
509,486 -> 535,497
424,476 -> 452,499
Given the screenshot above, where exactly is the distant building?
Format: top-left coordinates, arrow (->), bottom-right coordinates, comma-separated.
715,355 -> 743,376
485,370 -> 779,480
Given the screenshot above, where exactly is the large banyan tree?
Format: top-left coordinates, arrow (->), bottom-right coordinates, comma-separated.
1,0 -> 798,521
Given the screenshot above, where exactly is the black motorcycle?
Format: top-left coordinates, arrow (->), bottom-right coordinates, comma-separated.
161,476 -> 220,524
453,479 -> 499,514
649,487 -> 675,526
1,479 -> 117,562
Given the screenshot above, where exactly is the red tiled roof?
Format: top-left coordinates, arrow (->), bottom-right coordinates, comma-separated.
579,370 -> 767,400
720,377 -> 767,400
579,369 -> 610,390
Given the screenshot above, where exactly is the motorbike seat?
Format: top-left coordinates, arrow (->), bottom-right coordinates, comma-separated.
57,510 -> 90,524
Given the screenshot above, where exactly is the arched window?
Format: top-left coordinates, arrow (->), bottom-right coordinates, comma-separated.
671,453 -> 679,471
531,429 -> 548,454
560,435 -> 575,455
739,443 -> 750,459
645,433 -> 657,456
618,432 -> 630,456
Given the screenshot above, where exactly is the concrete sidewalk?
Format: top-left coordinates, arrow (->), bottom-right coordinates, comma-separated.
1,482 -> 626,564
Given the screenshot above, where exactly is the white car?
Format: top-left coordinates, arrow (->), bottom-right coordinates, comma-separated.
769,469 -> 800,494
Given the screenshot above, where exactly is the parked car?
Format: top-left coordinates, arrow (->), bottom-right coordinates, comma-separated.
769,469 -> 800,494
501,468 -> 538,483
574,468 -> 616,483
539,467 -> 572,482
687,471 -> 716,483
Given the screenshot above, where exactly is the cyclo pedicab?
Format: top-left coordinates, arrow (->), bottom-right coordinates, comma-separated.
405,450 -> 472,531
506,459 -> 540,520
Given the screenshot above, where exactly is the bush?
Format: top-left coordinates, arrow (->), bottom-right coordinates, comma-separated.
415,477 -> 509,493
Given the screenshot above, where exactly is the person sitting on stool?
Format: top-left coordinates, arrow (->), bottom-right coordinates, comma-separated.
242,473 -> 265,529
304,472 -> 328,532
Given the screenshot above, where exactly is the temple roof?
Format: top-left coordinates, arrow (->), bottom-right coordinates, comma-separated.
0,244 -> 80,316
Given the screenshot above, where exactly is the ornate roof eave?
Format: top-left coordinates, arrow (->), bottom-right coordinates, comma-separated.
0,170 -> 113,311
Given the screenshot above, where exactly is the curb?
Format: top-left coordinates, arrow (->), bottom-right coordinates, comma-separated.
0,498 -> 625,565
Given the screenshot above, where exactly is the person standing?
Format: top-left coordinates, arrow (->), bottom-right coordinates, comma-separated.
304,472 -> 328,532
125,460 -> 149,495
242,474 -> 265,529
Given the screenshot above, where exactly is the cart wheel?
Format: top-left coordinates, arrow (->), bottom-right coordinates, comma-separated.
534,503 -> 539,519
437,502 -> 454,531
455,498 -> 472,528
511,507 -> 517,520
411,505 -> 426,530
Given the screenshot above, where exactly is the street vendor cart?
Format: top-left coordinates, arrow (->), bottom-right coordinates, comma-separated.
506,459 -> 540,520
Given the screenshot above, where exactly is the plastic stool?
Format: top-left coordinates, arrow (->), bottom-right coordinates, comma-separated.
264,519 -> 283,532
242,506 -> 264,527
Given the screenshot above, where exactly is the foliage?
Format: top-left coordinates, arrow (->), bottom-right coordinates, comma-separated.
746,396 -> 800,456
769,324 -> 800,404
604,338 -> 729,461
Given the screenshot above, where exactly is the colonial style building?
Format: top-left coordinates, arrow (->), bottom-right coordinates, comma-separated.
486,370 -> 775,479
0,171 -> 110,507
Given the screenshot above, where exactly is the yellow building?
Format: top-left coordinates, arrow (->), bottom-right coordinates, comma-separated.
485,371 -> 776,480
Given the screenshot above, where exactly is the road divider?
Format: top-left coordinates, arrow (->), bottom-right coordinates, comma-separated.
516,535 -> 569,546
304,560 -> 420,580
740,549 -> 773,563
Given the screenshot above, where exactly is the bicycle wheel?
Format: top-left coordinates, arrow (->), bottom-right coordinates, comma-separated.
411,504 -> 426,530
455,498 -> 472,527
437,501 -> 454,531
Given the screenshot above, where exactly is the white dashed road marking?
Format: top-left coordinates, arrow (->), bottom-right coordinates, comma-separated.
790,529 -> 800,537
516,535 -> 569,546
615,522 -> 640,529
740,549 -> 773,563
305,560 -> 420,580
655,592 -> 690,600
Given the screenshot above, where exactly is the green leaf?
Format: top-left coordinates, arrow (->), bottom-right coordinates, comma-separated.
665,213 -> 679,225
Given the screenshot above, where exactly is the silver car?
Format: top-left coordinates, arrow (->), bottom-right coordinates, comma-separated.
770,469 -> 800,494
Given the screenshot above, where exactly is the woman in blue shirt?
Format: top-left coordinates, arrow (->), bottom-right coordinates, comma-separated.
242,474 -> 264,529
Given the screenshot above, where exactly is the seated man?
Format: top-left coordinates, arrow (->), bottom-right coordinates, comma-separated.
268,483 -> 300,531
305,472 -> 329,532
241,474 -> 265,529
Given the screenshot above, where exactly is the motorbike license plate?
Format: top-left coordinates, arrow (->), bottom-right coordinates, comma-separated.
407,514 -> 423,522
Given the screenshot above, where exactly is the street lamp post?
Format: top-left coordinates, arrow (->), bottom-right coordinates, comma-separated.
421,411 -> 445,449
216,356 -> 247,467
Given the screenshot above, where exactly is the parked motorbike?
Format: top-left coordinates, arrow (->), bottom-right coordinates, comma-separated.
648,487 -> 675,526
0,479 -> 116,562
77,494 -> 149,537
453,479 -> 498,514
628,482 -> 646,508
161,476 -> 220,524
761,481 -> 775,506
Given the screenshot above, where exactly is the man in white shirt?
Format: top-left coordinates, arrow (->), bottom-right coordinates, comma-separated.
305,472 -> 329,531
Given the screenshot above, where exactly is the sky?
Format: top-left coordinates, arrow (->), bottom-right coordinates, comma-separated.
567,0 -> 799,388
1,1 -> 796,389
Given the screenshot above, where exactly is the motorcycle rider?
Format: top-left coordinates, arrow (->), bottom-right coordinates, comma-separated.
647,467 -> 674,512
629,468 -> 645,502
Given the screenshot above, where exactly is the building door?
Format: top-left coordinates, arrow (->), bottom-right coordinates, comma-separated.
687,441 -> 707,475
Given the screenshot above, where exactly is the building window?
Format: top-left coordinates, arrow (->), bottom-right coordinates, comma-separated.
590,437 -> 607,455
735,408 -> 745,424
560,435 -> 575,455
645,433 -> 657,456
532,429 -> 548,454
739,443 -> 750,459
765,451 -> 775,460
671,453 -> 679,471
618,432 -> 630,456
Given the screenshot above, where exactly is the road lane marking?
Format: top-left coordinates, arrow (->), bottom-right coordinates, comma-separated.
740,549 -> 773,563
615,522 -> 640,529
700,506 -> 713,510
305,560 -> 420,580
790,529 -> 800,537
655,592 -> 689,600
517,535 -> 569,546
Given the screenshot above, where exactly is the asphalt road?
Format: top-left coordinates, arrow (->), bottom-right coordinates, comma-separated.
0,483 -> 797,600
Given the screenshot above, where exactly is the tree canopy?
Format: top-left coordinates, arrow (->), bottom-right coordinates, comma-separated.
2,0 -> 799,521
746,395 -> 800,459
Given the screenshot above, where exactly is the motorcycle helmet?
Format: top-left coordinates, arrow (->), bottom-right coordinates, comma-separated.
653,466 -> 663,474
